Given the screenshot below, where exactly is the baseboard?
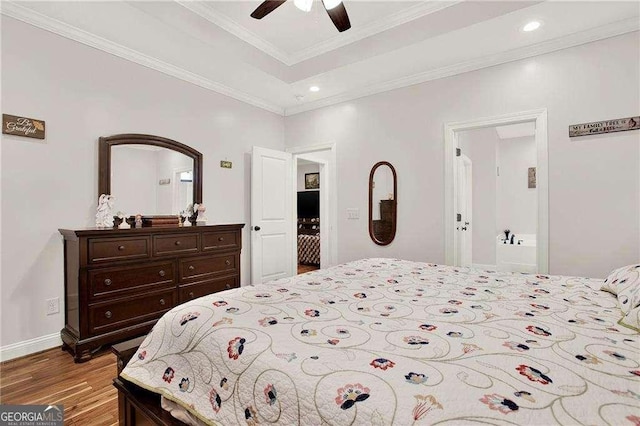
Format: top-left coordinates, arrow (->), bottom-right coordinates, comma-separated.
0,333 -> 62,362
472,263 -> 497,270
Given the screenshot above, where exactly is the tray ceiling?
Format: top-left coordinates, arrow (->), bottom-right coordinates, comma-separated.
2,1 -> 638,115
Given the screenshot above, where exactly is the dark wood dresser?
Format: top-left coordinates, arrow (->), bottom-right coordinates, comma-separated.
59,224 -> 244,362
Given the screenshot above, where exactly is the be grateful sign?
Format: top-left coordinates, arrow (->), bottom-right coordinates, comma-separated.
2,114 -> 46,139
569,116 -> 639,137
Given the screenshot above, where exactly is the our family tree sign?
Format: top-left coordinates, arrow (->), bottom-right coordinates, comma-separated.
2,114 -> 46,139
569,116 -> 639,137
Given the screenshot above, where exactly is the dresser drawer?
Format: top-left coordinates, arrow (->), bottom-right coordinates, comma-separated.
179,276 -> 239,303
180,253 -> 238,282
89,289 -> 175,335
202,231 -> 240,252
153,233 -> 199,256
89,261 -> 175,299
88,237 -> 150,264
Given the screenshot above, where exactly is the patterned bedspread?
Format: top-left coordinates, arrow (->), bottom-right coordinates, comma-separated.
121,258 -> 640,425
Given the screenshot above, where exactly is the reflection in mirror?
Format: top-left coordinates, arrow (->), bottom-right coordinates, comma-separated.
111,145 -> 194,215
369,162 -> 397,245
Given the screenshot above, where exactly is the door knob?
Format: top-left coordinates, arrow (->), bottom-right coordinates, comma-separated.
253,226 -> 261,231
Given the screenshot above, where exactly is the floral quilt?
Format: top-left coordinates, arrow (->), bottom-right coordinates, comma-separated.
121,258 -> 640,425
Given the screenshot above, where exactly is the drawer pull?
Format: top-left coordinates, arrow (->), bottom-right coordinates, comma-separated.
159,270 -> 166,277
188,265 -> 195,271
160,298 -> 166,306
118,245 -> 125,251
189,292 -> 195,299
225,260 -> 231,266
218,237 -> 224,242
105,311 -> 112,319
175,241 -> 181,246
225,283 -> 231,289
104,278 -> 112,286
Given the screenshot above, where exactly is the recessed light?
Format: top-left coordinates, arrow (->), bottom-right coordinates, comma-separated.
522,21 -> 541,32
309,86 -> 320,92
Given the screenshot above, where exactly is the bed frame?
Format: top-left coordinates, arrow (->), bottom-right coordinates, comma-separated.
112,337 -> 188,426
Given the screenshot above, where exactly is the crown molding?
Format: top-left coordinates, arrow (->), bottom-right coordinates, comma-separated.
285,18 -> 640,116
175,0 -> 292,66
178,0 -> 460,66
0,1 -> 285,116
288,1 -> 460,64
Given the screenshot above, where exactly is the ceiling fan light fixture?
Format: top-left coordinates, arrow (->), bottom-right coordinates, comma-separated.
323,0 -> 343,11
294,0 -> 313,12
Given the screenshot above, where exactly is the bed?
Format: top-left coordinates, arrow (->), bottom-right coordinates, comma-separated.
297,234 -> 320,266
118,258 -> 640,425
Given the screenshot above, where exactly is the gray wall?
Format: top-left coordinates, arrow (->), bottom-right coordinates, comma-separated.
284,32 -> 640,279
0,17 -> 285,349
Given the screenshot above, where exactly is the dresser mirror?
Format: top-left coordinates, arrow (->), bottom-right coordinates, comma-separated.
369,161 -> 397,246
99,134 -> 202,216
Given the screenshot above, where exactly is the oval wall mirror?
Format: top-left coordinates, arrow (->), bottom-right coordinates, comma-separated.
369,161 -> 397,245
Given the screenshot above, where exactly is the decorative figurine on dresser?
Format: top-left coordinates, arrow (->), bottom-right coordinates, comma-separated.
59,134 -> 244,362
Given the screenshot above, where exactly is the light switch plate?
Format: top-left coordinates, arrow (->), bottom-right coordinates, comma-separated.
347,208 -> 359,219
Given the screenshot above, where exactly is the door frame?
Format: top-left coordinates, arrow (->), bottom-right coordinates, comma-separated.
444,108 -> 549,273
172,166 -> 193,214
286,143 -> 338,272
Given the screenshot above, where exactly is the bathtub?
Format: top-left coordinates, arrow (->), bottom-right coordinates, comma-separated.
496,233 -> 536,273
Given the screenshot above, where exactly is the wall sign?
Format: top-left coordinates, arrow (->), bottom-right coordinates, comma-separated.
2,114 -> 46,139
569,116 -> 639,137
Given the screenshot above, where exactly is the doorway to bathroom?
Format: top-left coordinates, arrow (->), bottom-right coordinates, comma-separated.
444,109 -> 549,274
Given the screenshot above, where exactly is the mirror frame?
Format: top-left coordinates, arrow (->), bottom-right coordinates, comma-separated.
368,161 -> 397,246
98,133 -> 203,210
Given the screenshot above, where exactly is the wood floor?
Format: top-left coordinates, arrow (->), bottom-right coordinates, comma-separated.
0,347 -> 118,425
297,263 -> 319,274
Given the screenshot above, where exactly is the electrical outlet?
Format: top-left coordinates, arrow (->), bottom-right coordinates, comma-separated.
46,297 -> 59,315
346,208 -> 360,219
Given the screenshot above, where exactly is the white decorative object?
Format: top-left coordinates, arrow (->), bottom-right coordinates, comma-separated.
95,194 -> 115,228
117,211 -> 130,229
183,204 -> 195,226
135,214 -> 143,228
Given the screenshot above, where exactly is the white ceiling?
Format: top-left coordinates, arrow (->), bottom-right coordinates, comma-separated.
2,1 -> 639,116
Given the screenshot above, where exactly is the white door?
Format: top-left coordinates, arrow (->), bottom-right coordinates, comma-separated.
251,147 -> 294,284
457,154 -> 473,266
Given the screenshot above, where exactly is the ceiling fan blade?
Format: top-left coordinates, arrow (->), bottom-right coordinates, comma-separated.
322,1 -> 351,32
250,0 -> 287,19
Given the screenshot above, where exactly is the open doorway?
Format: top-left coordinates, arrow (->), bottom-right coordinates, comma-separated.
250,144 -> 336,284
296,159 -> 321,274
457,123 -> 538,272
444,109 -> 549,273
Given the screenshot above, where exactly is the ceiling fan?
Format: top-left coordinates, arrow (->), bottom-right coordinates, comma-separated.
250,0 -> 351,32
